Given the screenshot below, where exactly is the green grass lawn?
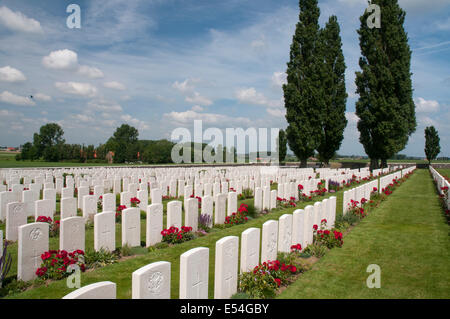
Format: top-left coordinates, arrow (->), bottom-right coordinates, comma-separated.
277,169 -> 450,299
437,168 -> 450,178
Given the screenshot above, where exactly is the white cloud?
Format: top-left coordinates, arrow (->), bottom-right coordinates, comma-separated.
87,99 -> 123,112
33,93 -> 52,102
191,105 -> 204,112
103,81 -> 126,90
185,92 -> 213,106
42,49 -> 78,70
55,82 -> 97,97
0,90 -> 35,106
164,109 -> 250,126
236,87 -> 281,108
271,72 -> 286,88
78,65 -> 104,79
345,112 -> 359,124
172,78 -> 199,93
120,114 -> 149,131
415,97 -> 439,113
0,6 -> 43,34
0,66 -> 26,82
266,107 -> 285,118
418,115 -> 438,127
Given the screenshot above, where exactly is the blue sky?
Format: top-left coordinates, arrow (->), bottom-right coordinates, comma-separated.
0,0 -> 449,157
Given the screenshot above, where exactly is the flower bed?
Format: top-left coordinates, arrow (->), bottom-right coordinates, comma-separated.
36,216 -> 60,237
36,249 -> 86,280
161,226 -> 194,244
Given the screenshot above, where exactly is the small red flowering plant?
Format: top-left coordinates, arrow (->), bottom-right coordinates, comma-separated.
115,205 -> 126,222
161,226 -> 194,244
238,259 -> 299,299
130,197 -> 141,208
36,216 -> 60,237
36,249 -> 86,280
312,219 -> 344,249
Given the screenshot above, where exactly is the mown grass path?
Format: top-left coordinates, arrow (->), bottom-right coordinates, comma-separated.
278,169 -> 450,298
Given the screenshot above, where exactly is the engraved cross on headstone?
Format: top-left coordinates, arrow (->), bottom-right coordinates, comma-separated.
192,269 -> 202,298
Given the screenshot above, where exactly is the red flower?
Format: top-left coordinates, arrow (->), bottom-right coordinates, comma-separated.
274,278 -> 281,286
313,224 -> 318,231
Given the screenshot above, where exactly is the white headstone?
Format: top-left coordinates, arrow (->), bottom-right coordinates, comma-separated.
6,202 -> 27,241
151,189 -> 162,204
62,281 -> 116,299
304,205 -> 314,246
22,190 -> 39,217
94,211 -> 115,252
167,201 -> 182,229
137,189 -> 148,212
214,236 -> 239,299
146,203 -> 163,247
227,192 -> 237,217
292,209 -> 305,250
122,207 -> 141,247
120,191 -> 132,207
82,195 -> 97,219
185,198 -> 198,231
240,228 -> 260,273
132,261 -> 171,299
60,216 -> 85,252
77,186 -> 89,208
214,193 -> 227,225
17,222 -> 49,282
35,199 -> 54,220
102,193 -> 116,213
179,247 -> 209,299
278,214 -> 292,253
60,197 -> 77,220
254,187 -> 262,212
261,220 -> 278,263
201,195 -> 213,227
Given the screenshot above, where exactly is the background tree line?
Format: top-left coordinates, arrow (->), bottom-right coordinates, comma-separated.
16,123 -> 239,164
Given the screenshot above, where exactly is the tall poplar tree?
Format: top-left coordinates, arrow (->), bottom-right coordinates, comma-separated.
424,126 -> 440,164
316,15 -> 347,166
283,0 -> 323,167
277,129 -> 287,165
355,0 -> 416,169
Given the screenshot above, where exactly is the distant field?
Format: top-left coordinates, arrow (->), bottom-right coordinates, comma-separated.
1,151 -> 449,169
0,152 -> 126,168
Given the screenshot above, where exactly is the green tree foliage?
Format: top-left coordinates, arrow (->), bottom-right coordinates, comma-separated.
283,0 -> 324,167
355,0 -> 415,169
32,123 -> 65,162
106,124 -> 139,163
18,142 -> 39,161
277,129 -> 287,164
316,16 -> 347,166
140,140 -> 174,164
424,126 -> 440,164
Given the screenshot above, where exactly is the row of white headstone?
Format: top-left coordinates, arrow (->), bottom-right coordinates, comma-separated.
342,166 -> 416,214
62,195 -> 337,299
429,166 -> 449,209
342,180 -> 378,214
11,190 -> 235,283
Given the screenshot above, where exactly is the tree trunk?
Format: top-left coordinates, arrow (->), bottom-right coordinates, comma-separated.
300,158 -> 307,168
370,158 -> 379,170
380,158 -> 387,168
